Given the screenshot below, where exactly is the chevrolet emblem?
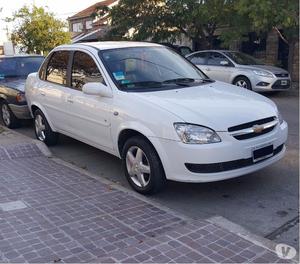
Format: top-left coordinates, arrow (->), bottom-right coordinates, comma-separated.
253,125 -> 264,133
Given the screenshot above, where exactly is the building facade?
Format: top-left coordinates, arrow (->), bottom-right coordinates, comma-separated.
67,0 -> 118,43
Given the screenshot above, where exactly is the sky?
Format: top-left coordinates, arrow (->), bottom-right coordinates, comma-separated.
0,0 -> 99,43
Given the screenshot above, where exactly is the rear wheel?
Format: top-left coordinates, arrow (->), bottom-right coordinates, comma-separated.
34,109 -> 58,146
122,136 -> 166,194
233,76 -> 252,90
0,101 -> 21,128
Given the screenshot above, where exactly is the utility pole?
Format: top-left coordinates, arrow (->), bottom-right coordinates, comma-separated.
4,25 -> 9,39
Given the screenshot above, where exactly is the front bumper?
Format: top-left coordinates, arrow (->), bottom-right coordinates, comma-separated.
251,76 -> 291,92
8,104 -> 31,120
150,121 -> 288,182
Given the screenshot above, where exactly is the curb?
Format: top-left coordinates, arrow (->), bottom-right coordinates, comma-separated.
209,216 -> 299,262
33,139 -> 52,157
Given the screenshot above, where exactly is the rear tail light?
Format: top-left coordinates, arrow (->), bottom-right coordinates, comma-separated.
16,93 -> 26,103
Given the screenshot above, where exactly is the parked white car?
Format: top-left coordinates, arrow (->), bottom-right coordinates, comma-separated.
25,42 -> 288,194
186,50 -> 291,92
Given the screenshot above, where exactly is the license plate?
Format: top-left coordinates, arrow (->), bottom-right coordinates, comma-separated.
281,80 -> 288,85
253,145 -> 274,162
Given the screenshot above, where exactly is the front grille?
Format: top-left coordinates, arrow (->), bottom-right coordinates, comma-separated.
272,80 -> 290,89
185,144 -> 284,173
228,117 -> 276,132
233,126 -> 274,140
275,73 -> 289,78
228,116 -> 278,140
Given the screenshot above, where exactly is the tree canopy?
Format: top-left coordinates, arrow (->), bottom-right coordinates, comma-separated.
236,0 -> 299,43
103,0 -> 237,48
8,6 -> 71,54
99,0 -> 298,50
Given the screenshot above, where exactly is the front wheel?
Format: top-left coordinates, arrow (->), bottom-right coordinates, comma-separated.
34,109 -> 58,146
0,101 -> 21,128
122,136 -> 166,194
233,76 -> 252,90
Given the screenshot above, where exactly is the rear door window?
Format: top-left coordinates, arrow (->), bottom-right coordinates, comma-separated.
71,51 -> 105,91
188,52 -> 208,65
46,51 -> 69,85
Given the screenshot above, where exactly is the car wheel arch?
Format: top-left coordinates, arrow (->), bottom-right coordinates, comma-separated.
30,104 -> 57,132
118,129 -> 154,156
232,75 -> 250,84
118,128 -> 167,183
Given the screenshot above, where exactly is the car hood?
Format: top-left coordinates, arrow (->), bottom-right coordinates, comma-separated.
239,64 -> 289,74
134,81 -> 278,131
0,77 -> 26,92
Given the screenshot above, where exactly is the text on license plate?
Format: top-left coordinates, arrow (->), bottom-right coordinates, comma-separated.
253,145 -> 274,162
281,80 -> 288,85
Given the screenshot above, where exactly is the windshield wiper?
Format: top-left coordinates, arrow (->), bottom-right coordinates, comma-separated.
3,75 -> 21,78
162,78 -> 196,86
201,78 -> 214,83
119,78 -> 213,90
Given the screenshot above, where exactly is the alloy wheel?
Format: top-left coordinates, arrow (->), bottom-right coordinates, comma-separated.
35,114 -> 46,141
2,104 -> 11,126
126,146 -> 151,188
236,80 -> 248,88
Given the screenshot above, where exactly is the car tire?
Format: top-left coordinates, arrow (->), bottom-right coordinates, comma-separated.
122,136 -> 166,194
233,76 -> 252,90
34,109 -> 58,146
0,101 -> 21,128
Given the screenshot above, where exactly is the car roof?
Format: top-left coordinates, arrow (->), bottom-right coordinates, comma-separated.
58,41 -> 163,51
186,50 -> 236,57
194,50 -> 232,53
0,54 -> 44,58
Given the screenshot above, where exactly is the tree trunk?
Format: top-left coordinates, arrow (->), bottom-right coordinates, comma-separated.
287,38 -> 297,81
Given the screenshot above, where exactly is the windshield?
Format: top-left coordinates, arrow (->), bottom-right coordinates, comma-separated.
101,46 -> 208,91
224,52 -> 263,65
0,56 -> 44,79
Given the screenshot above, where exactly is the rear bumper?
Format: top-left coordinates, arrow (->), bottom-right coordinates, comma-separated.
8,104 -> 31,119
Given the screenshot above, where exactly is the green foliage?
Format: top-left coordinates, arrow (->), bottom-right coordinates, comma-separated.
101,0 -> 298,48
8,6 -> 71,54
103,0 -> 237,47
236,0 -> 299,41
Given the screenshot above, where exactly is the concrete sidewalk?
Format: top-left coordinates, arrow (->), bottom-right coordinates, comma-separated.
0,128 -> 296,263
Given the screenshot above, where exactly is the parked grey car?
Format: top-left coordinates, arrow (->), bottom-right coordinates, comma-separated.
186,50 -> 291,91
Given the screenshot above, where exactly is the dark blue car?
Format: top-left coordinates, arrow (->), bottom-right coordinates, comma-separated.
0,55 -> 44,128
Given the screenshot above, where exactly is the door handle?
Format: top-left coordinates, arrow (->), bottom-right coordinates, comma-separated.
67,98 -> 74,103
40,92 -> 46,96
205,68 -> 211,71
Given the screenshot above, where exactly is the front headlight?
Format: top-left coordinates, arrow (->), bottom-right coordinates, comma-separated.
253,70 -> 274,78
277,111 -> 284,124
174,123 -> 221,144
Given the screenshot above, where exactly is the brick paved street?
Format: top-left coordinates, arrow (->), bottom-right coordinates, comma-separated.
0,141 -> 294,263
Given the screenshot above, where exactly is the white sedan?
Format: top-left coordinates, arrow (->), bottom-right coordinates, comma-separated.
25,42 -> 288,194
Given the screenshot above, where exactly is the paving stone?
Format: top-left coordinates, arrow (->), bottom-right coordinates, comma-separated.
0,142 -> 292,263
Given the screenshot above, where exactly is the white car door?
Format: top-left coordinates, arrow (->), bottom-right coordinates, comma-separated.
40,50 -> 73,132
63,50 -> 113,150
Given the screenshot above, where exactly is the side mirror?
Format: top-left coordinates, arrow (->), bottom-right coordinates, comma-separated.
82,82 -> 112,98
220,60 -> 230,66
